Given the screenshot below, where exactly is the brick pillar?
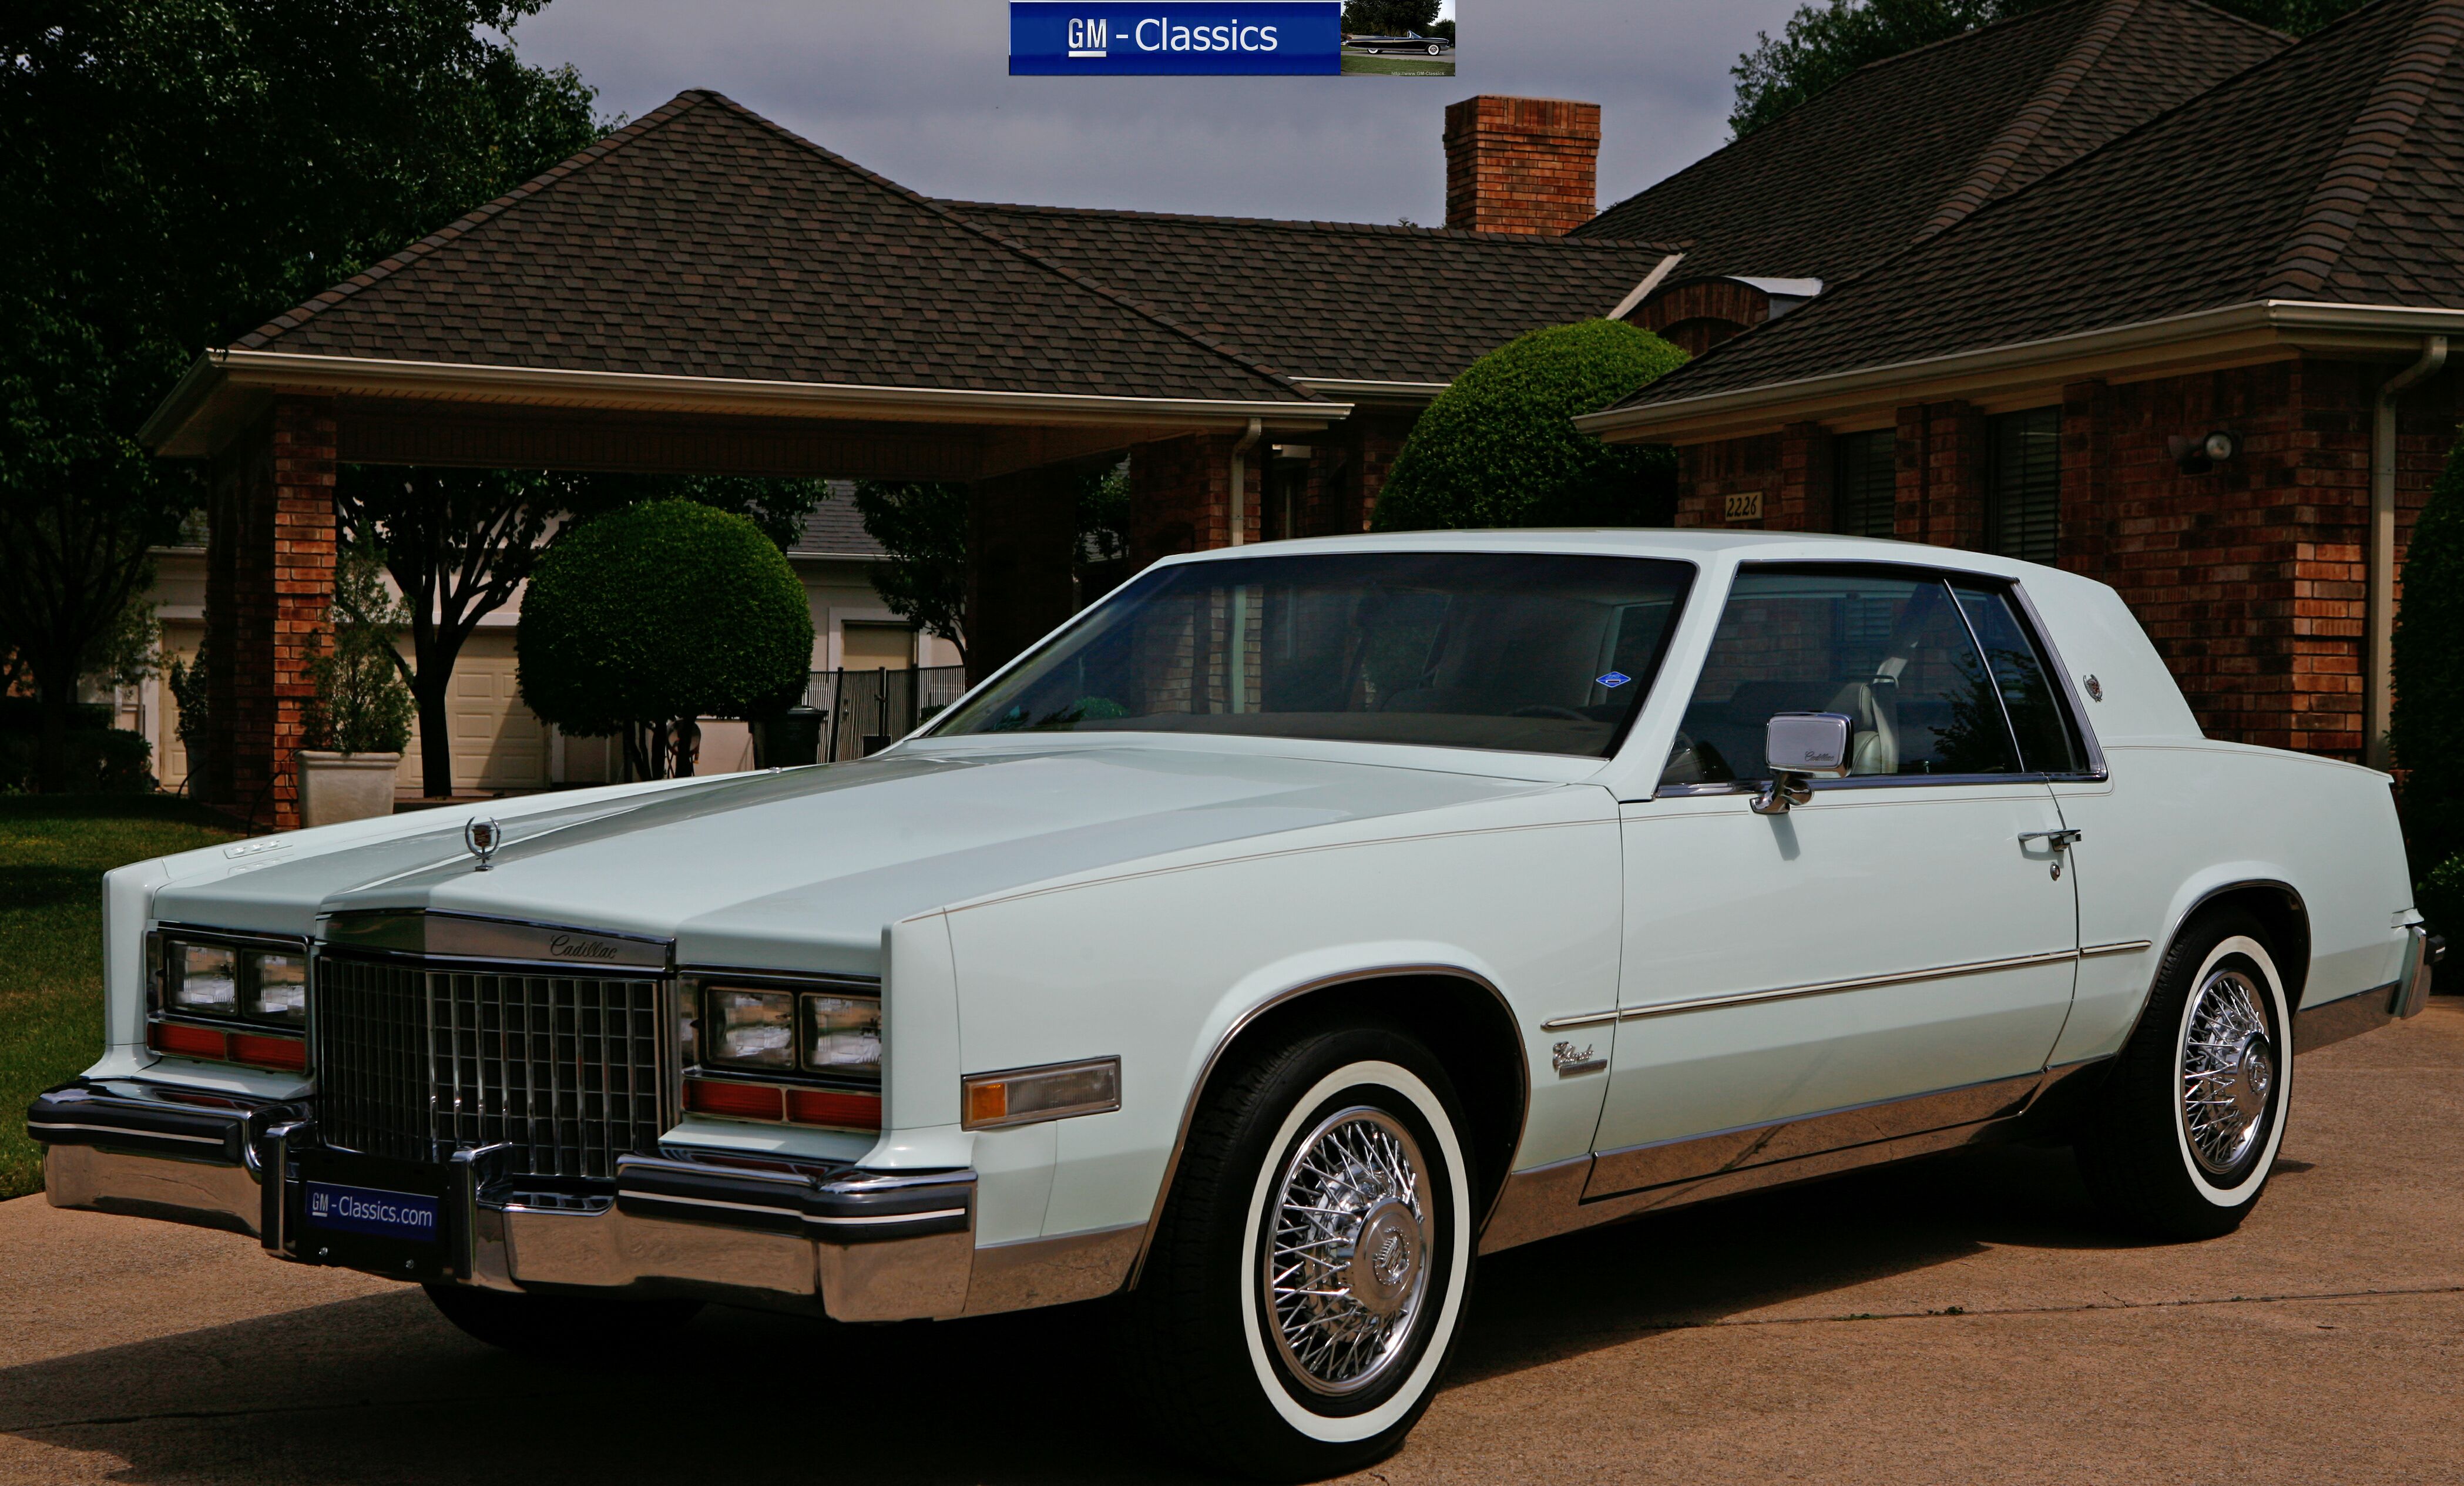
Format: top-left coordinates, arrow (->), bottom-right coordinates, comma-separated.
1442,96 -> 1600,235
1773,421 -> 1834,532
204,397 -> 335,829
968,463 -> 1081,682
1895,400 -> 1987,549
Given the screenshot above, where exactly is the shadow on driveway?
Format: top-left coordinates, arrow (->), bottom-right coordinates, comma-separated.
0,1139 -> 2158,1484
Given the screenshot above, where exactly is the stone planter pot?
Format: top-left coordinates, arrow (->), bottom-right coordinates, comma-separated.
298,750 -> 401,827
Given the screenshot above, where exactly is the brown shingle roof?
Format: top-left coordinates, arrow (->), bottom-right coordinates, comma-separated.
237,91 -> 1320,406
790,484 -> 886,559
1573,0 -> 2287,283
940,202 -> 1680,385
1619,0 -> 2464,409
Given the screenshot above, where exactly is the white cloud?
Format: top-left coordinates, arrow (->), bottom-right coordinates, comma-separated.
506,0 -> 1803,223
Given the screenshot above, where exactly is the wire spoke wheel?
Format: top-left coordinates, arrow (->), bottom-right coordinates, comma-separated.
1263,1105 -> 1432,1397
2177,965 -> 2276,1175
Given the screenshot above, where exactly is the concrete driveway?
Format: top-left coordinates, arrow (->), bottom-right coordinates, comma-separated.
4,1003 -> 2459,1485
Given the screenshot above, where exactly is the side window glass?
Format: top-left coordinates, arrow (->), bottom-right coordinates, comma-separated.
1952,583 -> 2083,774
1662,570 -> 2022,786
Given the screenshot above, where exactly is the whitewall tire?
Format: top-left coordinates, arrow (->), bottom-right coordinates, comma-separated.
1127,1026 -> 1475,1481
2077,910 -> 2291,1239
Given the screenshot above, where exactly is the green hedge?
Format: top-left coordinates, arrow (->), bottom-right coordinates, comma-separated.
517,500 -> 814,736
1373,319 -> 1688,532
0,727 -> 153,794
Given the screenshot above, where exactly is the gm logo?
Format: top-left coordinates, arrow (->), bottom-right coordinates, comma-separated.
1012,2 -> 1340,75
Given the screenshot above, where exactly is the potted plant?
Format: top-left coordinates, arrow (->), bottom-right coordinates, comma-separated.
298,543 -> 414,826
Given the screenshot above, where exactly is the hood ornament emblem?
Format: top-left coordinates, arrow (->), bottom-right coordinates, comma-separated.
463,816 -> 503,871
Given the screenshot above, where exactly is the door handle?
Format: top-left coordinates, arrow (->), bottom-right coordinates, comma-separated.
2019,828 -> 2082,849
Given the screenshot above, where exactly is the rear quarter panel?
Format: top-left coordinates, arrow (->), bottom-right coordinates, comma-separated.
938,784 -> 1623,1243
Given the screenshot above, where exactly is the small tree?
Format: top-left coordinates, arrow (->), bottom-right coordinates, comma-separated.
516,502 -> 812,780
853,481 -> 972,669
1374,320 -> 1688,532
303,544 -> 414,756
2392,428 -> 2464,883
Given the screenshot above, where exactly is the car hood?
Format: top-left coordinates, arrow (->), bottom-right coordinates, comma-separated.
149,744 -> 1550,976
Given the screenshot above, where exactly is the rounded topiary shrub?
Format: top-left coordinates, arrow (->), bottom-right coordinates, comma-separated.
1373,319 -> 1688,531
2393,427 -> 2464,876
518,501 -> 813,757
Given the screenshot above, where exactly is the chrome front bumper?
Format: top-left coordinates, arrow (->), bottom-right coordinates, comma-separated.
31,1079 -> 975,1323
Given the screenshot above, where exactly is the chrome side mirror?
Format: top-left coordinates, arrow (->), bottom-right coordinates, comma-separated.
1751,712 -> 1852,816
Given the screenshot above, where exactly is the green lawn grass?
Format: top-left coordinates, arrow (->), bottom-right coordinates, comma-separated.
0,795 -> 245,1199
1341,53 -> 1456,75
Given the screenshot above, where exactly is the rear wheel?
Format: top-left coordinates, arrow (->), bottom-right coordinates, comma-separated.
423,1283 -> 701,1360
1127,1025 -> 1475,1481
2076,910 -> 2291,1239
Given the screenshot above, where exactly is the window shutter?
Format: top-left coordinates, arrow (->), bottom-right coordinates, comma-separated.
1833,429 -> 1896,538
1987,408 -> 2061,563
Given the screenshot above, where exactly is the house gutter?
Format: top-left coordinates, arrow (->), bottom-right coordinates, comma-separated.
2368,334 -> 2447,770
1574,301 -> 2464,444
139,348 -> 1350,457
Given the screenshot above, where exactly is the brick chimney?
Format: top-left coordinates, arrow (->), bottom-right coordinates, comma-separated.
1443,95 -> 1600,235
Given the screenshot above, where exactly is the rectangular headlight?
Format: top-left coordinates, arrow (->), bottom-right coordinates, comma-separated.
962,1057 -> 1120,1131
706,988 -> 797,1069
801,992 -> 881,1080
170,943 -> 239,1015
249,952 -> 307,1025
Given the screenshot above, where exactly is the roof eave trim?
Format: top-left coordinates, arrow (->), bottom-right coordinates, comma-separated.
1576,300 -> 2464,442
1290,377 -> 1452,401
146,349 -> 1350,456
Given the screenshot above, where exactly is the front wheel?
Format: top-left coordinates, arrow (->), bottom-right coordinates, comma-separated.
1126,1025 -> 1475,1481
2075,909 -> 2292,1239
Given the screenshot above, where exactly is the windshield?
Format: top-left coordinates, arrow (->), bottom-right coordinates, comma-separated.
931,551 -> 1694,757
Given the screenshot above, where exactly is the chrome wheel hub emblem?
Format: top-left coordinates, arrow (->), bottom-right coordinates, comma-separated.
2181,968 -> 2274,1175
1264,1105 -> 1434,1396
1345,1197 -> 1424,1320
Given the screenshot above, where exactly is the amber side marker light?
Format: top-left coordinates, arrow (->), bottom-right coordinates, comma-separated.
961,1057 -> 1121,1131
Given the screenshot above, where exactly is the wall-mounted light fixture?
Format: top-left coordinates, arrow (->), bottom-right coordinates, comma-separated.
2166,430 -> 2241,472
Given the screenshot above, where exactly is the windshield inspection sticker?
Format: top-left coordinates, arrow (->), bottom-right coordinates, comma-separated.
305,1182 -> 442,1243
1596,672 -> 1632,689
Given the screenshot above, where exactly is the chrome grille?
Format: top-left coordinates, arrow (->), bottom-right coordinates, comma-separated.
314,955 -> 669,1179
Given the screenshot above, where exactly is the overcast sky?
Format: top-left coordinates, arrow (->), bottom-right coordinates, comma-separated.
505,1 -> 1806,225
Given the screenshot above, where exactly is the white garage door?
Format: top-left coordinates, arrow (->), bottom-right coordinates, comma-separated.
402,630 -> 549,791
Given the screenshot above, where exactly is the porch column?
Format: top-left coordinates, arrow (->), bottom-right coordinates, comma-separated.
204,396 -> 337,828
968,462 -> 1080,681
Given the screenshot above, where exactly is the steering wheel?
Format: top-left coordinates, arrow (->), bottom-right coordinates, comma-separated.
1509,705 -> 1590,722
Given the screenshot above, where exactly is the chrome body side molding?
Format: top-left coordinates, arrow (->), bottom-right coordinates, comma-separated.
1478,1059 -> 2109,1256
1542,942 -> 2154,1032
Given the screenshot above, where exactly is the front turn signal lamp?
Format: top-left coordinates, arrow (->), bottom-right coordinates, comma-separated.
962,1057 -> 1121,1131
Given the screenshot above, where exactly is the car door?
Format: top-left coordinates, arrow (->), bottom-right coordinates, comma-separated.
1585,564 -> 2082,1203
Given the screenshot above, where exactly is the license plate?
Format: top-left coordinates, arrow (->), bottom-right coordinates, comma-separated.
304,1180 -> 443,1245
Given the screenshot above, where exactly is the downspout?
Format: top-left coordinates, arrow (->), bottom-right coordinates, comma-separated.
1227,417 -> 1264,713
1228,417 -> 1264,546
2368,336 -> 2447,769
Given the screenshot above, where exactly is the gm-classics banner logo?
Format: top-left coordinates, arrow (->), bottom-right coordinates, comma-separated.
1011,1 -> 1341,75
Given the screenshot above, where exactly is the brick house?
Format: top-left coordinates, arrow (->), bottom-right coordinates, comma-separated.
1579,0 -> 2464,767
139,0 -> 2441,823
